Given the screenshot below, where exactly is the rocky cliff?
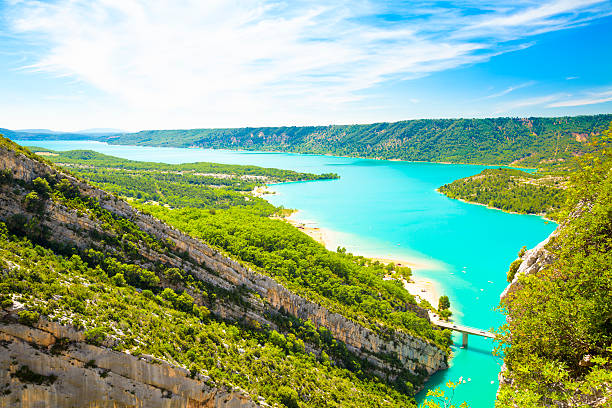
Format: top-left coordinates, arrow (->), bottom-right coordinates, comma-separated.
500,228 -> 558,301
497,229 -> 558,394
0,312 -> 260,408
0,141 -> 447,404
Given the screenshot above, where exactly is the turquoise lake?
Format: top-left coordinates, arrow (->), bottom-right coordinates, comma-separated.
16,140 -> 557,407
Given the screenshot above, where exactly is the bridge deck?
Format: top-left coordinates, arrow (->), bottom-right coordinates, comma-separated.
433,320 -> 495,339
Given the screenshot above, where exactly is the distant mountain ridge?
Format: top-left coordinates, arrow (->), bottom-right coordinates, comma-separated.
5,114 -> 612,167
6,127 -> 124,138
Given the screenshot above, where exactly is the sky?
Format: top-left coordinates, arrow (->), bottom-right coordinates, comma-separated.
0,0 -> 611,132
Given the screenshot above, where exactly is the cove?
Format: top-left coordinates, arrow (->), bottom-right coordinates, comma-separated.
17,140 -> 557,407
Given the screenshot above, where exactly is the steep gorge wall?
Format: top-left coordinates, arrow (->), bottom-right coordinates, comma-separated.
0,146 -> 447,379
497,226 -> 559,395
0,314 -> 260,408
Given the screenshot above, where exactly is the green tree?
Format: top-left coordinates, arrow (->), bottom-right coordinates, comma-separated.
438,296 -> 450,311
421,379 -> 468,408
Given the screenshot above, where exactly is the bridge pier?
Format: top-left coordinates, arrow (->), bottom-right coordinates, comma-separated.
430,314 -> 495,346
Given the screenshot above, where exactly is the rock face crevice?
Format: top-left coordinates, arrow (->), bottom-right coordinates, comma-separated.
0,317 -> 261,408
0,145 -> 447,387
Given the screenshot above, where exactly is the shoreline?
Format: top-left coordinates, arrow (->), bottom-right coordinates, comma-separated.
19,138 -> 537,171
435,189 -> 556,223
281,211 -> 443,308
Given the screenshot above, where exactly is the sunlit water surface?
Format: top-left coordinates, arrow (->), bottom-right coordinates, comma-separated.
17,140 -> 557,407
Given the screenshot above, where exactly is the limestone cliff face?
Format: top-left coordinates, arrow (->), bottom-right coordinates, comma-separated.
499,228 -> 558,301
497,225 -> 560,395
0,145 -> 447,382
0,316 -> 261,408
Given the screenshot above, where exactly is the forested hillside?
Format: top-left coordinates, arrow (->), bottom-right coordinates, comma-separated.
32,147 -> 446,347
80,115 -> 612,166
0,137 -> 449,407
7,115 -> 611,166
496,124 -> 612,406
438,168 -> 567,219
33,148 -> 337,209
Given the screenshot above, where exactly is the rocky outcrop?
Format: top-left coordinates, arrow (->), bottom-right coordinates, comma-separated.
0,145 -> 447,381
497,225 -> 560,399
500,229 -> 558,300
0,317 -> 261,408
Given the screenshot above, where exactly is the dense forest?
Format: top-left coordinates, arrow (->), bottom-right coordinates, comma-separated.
438,168 -> 567,219
496,124 -> 612,406
33,147 -> 446,346
0,137 -> 450,407
0,226 -> 420,407
35,148 -> 337,210
8,114 -> 612,166
13,115 -> 610,228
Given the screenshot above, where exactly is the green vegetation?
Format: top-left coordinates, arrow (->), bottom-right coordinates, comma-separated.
439,168 -> 567,218
421,379 -> 468,408
0,138 -> 449,406
496,124 -> 612,407
12,366 -> 57,386
0,224 -> 417,407
35,148 -> 337,210
25,145 -> 448,350
40,149 -> 338,181
506,259 -> 522,283
437,296 -> 452,321
141,205 -> 450,349
80,115 -> 612,167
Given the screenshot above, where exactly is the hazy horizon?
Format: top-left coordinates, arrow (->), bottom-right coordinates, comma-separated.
6,112 -> 612,135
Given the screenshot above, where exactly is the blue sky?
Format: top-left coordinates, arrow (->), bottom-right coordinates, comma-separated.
1,0 -> 611,131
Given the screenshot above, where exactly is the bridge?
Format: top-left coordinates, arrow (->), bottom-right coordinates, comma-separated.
430,313 -> 495,347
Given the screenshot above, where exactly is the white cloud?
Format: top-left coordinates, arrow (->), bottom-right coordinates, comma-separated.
548,89 -> 612,107
484,81 -> 536,99
5,0 -> 611,128
471,0 -> 604,29
494,94 -> 565,113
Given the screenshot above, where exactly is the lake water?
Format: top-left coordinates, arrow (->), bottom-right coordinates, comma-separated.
16,140 -> 557,407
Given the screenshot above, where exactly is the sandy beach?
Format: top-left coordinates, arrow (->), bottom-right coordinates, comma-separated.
401,275 -> 440,309
252,185 -> 274,197
280,213 -> 442,308
284,216 -> 334,247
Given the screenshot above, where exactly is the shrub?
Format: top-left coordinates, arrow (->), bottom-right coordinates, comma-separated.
55,179 -> 79,199
141,289 -> 154,299
32,177 -> 51,199
277,386 -> 299,408
111,273 -> 127,287
13,365 -> 57,385
439,309 -> 452,320
438,295 -> 450,311
24,191 -> 43,212
18,310 -> 40,326
84,327 -> 108,346
507,259 -> 522,283
175,292 -> 194,313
